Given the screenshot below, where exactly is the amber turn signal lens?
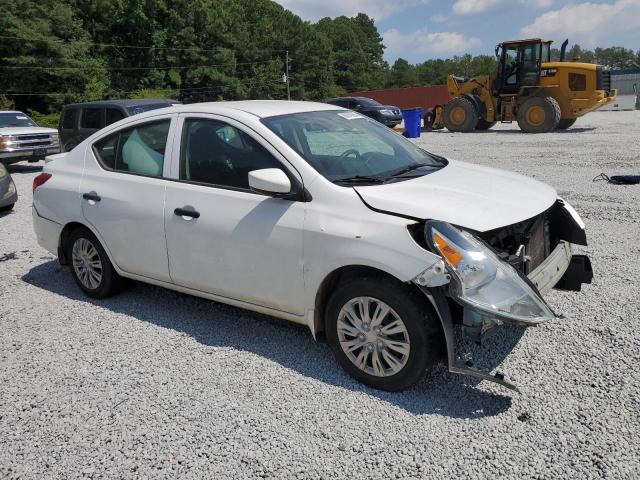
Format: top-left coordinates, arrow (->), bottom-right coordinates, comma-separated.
434,232 -> 463,268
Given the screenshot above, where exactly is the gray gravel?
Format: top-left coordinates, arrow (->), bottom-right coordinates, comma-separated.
1,111 -> 639,479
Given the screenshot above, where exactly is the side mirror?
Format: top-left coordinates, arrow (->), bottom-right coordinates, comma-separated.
248,168 -> 291,196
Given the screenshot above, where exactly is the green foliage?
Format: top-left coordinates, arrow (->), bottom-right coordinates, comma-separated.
0,96 -> 15,110
27,109 -> 60,128
1,1 -> 637,116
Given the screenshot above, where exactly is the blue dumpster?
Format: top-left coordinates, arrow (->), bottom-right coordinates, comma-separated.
401,108 -> 423,138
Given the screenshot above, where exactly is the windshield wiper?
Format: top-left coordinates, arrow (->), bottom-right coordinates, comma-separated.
334,175 -> 387,185
387,163 -> 432,178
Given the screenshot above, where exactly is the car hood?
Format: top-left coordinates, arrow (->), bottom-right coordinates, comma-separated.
0,126 -> 57,135
354,159 -> 557,232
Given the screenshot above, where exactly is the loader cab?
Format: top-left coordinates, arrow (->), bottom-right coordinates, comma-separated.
495,39 -> 552,94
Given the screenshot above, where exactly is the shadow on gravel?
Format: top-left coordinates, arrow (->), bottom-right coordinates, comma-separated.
23,260 -> 518,418
7,162 -> 43,174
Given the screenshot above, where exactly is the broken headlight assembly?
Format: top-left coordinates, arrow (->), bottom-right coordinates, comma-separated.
425,221 -> 557,324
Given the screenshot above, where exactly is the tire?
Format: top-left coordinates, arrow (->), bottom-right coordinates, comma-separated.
475,118 -> 497,130
0,203 -> 14,212
444,97 -> 479,132
66,227 -> 124,298
325,277 -> 442,391
556,118 -> 577,130
517,96 -> 561,133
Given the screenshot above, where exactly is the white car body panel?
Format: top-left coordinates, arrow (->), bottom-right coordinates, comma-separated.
32,100 -> 571,336
354,160 -> 557,232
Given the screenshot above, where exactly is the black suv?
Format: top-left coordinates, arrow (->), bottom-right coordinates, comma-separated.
325,96 -> 403,127
58,98 -> 180,151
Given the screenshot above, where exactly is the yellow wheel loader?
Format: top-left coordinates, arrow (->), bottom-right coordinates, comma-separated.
435,38 -> 617,133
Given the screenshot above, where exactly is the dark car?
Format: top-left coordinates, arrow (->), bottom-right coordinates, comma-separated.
58,98 -> 181,152
325,96 -> 403,127
0,162 -> 17,211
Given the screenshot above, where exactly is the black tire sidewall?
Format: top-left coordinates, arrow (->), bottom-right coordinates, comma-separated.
517,96 -> 561,133
444,97 -> 479,132
325,277 -> 440,391
67,227 -> 119,298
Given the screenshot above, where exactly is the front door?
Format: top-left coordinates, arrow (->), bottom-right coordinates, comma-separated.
164,115 -> 306,315
80,117 -> 176,282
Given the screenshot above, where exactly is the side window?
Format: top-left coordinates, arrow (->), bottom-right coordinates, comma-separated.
92,120 -> 170,177
106,108 -> 126,126
569,73 -> 587,91
181,118 -> 282,190
82,108 -> 104,130
93,134 -> 118,169
503,47 -> 518,85
61,108 -> 77,130
117,121 -> 170,176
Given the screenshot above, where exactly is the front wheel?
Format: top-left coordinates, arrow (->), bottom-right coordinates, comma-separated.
517,96 -> 561,133
67,227 -> 124,298
325,277 -> 442,391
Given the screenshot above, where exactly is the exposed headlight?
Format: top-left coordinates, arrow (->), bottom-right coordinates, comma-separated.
379,109 -> 395,115
426,221 -> 556,324
50,133 -> 60,146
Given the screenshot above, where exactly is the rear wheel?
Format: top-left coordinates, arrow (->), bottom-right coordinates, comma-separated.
556,118 -> 577,130
517,96 -> 561,133
475,118 -> 497,130
325,277 -> 442,391
444,97 -> 479,132
67,227 -> 124,298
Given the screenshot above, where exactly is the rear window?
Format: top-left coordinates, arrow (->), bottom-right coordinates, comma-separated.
61,108 -> 77,129
93,120 -> 171,177
82,108 -> 104,129
106,108 -> 126,126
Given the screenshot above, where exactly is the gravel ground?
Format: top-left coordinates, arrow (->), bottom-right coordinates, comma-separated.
1,111 -> 639,479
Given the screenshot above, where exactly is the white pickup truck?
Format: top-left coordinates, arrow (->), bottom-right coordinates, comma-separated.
0,111 -> 61,165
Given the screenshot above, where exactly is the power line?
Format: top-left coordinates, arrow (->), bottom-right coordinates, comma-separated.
0,59 -> 283,72
0,34 -> 286,54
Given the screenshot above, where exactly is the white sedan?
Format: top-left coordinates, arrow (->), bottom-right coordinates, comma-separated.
32,101 -> 592,391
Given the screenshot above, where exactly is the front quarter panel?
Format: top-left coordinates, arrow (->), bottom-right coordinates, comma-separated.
302,181 -> 442,319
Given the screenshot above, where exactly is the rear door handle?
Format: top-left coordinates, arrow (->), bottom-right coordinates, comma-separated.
174,207 -> 200,219
82,192 -> 101,202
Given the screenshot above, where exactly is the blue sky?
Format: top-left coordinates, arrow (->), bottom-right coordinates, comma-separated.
276,0 -> 640,63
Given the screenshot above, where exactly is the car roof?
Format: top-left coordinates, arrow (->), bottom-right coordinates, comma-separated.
62,99 -> 180,109
171,100 -> 339,118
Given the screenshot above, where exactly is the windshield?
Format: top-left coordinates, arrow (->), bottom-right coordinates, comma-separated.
262,110 -> 445,185
357,97 -> 382,107
0,112 -> 37,128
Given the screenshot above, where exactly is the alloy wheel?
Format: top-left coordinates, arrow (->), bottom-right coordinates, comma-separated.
336,296 -> 410,377
71,237 -> 103,290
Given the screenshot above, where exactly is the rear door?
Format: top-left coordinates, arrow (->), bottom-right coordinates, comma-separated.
80,115 -> 177,282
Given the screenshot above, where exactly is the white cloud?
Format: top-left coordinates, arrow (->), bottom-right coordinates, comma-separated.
431,13 -> 449,22
521,0 -> 640,46
453,0 -> 553,15
276,0 -> 430,22
383,28 -> 482,60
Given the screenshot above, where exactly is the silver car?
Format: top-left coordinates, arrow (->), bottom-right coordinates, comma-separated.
0,162 -> 17,211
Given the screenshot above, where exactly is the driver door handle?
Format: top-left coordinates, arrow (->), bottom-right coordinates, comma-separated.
82,192 -> 101,202
174,207 -> 200,219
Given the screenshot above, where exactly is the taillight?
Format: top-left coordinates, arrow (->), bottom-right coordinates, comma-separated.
33,173 -> 52,193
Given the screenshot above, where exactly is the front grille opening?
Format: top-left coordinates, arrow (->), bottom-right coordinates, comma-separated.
477,206 -> 558,274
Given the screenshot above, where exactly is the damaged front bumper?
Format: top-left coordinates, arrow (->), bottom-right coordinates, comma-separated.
416,240 -> 592,391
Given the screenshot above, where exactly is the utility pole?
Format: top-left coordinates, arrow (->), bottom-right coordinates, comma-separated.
285,50 -> 291,101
